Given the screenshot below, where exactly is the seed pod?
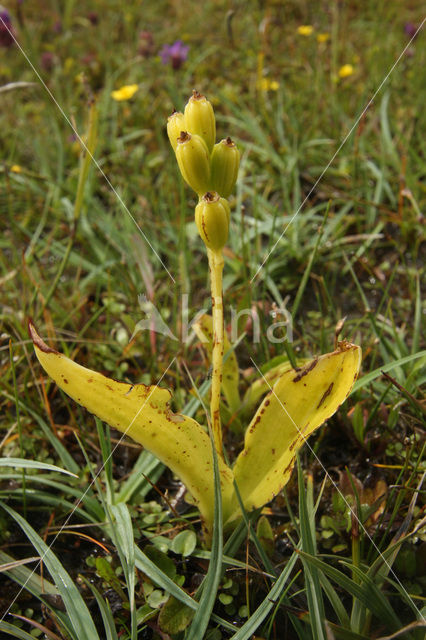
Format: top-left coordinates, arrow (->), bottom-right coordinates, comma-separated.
175,131 -> 211,196
167,111 -> 186,151
184,90 -> 216,153
210,137 -> 240,198
195,192 -> 230,251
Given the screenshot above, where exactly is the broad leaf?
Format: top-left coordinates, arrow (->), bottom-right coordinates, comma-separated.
242,357 -> 309,415
29,322 -> 234,531
226,342 -> 361,527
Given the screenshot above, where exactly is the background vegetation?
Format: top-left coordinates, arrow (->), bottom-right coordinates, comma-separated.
0,1 -> 424,638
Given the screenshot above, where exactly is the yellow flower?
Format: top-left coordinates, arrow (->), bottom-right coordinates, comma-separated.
258,78 -> 280,92
10,165 -> 22,173
297,25 -> 314,36
338,64 -> 354,79
317,33 -> 330,43
111,84 -> 139,102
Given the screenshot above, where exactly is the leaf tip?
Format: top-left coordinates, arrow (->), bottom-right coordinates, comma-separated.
28,320 -> 57,355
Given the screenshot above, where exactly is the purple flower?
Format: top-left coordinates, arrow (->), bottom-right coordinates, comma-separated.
160,40 -> 189,70
404,22 -> 418,39
0,6 -> 15,47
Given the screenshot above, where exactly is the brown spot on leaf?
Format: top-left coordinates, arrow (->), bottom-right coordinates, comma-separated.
283,461 -> 294,476
289,438 -> 299,451
316,382 -> 334,409
293,358 -> 318,382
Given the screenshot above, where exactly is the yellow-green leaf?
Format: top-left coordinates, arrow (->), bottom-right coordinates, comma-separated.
242,357 -> 309,416
193,314 -> 240,413
29,323 -> 234,531
226,342 -> 361,527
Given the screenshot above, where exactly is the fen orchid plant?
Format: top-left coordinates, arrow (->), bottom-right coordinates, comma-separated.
30,90 -> 361,540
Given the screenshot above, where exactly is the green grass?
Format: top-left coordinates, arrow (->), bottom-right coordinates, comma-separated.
1,1 -> 425,638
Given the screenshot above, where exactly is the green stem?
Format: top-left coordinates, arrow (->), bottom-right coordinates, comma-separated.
207,247 -> 225,458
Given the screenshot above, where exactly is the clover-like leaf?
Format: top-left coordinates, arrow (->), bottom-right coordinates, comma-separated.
225,342 -> 362,528
29,322 -> 235,532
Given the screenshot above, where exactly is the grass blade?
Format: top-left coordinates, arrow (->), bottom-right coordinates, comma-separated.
298,459 -> 326,640
115,449 -> 164,503
0,502 -> 100,640
0,550 -> 58,596
134,545 -> 195,609
13,401 -> 79,474
292,204 -> 329,319
0,458 -> 77,477
298,551 -> 402,634
80,576 -> 119,640
110,503 -> 136,639
412,274 -> 421,355
0,622 -> 41,639
325,620 -> 370,639
351,351 -> 426,393
229,551 -> 298,640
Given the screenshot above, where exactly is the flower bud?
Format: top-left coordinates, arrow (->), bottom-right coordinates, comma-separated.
195,192 -> 230,251
210,137 -> 240,198
175,131 -> 211,196
167,111 -> 186,151
184,90 -> 216,153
